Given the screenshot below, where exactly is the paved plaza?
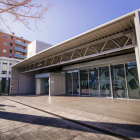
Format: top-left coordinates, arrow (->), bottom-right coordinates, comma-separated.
1,95 -> 140,139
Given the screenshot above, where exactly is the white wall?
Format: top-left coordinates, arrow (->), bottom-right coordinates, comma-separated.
50,72 -> 65,96
27,40 -> 52,58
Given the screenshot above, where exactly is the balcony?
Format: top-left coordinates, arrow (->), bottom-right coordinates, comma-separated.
10,46 -> 12,50
14,47 -> 27,53
9,53 -> 12,57
10,39 -> 13,43
15,40 -> 27,47
14,53 -> 27,59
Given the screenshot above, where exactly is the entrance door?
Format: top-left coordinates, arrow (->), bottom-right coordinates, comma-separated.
66,71 -> 72,95
89,68 -> 100,97
80,69 -> 89,96
66,70 -> 79,95
41,78 -> 49,95
72,70 -> 79,95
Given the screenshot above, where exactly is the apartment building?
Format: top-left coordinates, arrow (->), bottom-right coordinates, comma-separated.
0,31 -> 31,94
0,31 -> 31,60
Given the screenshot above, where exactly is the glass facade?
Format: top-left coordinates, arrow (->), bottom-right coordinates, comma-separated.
66,62 -> 140,99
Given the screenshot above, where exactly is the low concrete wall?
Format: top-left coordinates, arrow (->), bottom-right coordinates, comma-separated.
50,73 -> 65,96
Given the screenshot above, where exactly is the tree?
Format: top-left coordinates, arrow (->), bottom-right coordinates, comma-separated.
0,0 -> 52,31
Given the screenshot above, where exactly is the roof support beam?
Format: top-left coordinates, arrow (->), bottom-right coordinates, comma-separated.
70,51 -> 75,60
100,41 -> 107,53
77,50 -> 82,57
84,46 -> 89,56
21,30 -> 134,70
111,39 -> 121,48
123,37 -> 130,47
65,54 -> 69,61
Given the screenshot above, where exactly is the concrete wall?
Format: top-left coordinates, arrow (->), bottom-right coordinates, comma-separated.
10,67 -> 20,94
19,71 -> 39,94
50,73 -> 65,96
36,79 -> 41,95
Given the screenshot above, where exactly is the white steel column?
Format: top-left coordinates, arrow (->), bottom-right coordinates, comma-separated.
134,10 -> 140,85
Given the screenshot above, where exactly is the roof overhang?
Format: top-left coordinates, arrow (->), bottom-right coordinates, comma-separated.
12,9 -> 139,71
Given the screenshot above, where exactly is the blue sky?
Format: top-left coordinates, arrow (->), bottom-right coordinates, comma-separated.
4,0 -> 140,45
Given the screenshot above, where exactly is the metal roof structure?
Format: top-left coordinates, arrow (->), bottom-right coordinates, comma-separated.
12,9 -> 140,73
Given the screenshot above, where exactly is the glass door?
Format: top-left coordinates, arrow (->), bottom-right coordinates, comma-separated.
99,66 -> 111,97
80,69 -> 89,96
89,68 -> 100,96
66,71 -> 72,95
41,78 -> 49,95
72,70 -> 79,95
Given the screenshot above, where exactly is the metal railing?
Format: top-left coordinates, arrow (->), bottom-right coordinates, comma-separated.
14,53 -> 27,59
15,40 -> 27,47
14,47 -> 27,53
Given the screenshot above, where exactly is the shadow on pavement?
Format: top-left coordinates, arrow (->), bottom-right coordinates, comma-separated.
0,110 -> 139,139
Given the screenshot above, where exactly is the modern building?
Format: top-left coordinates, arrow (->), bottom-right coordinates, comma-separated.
0,31 -> 31,60
10,9 -> 140,100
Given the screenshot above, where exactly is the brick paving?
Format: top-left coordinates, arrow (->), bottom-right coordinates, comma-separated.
2,95 -> 140,139
0,97 -> 123,140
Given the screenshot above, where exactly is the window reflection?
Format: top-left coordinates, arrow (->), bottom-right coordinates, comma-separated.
111,64 -> 127,98
89,68 -> 99,96
125,62 -> 140,99
99,66 -> 111,97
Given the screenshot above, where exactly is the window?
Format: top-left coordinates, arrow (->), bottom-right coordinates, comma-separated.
2,60 -> 7,74
24,41 -> 25,43
4,35 -> 8,39
17,40 -> 21,42
11,37 -> 13,40
23,53 -> 25,56
16,46 -> 21,48
3,49 -> 7,53
3,42 -> 7,45
10,50 -> 12,53
10,43 -> 12,46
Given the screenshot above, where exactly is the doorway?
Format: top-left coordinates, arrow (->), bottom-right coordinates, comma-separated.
40,78 -> 49,95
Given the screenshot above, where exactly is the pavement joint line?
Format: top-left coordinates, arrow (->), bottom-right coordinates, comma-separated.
2,96 -> 134,140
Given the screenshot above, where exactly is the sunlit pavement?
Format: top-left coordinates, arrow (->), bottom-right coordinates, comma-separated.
1,95 -> 140,140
